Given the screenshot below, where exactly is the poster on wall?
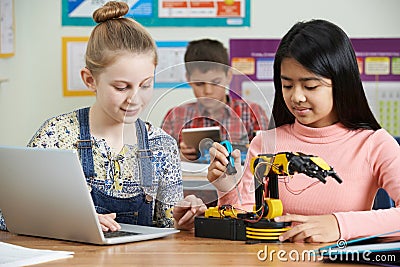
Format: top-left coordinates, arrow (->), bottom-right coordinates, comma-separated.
0,0 -> 15,58
62,37 -> 93,96
229,38 -> 400,136
229,39 -> 280,118
62,0 -> 250,27
351,39 -> 400,136
155,41 -> 190,89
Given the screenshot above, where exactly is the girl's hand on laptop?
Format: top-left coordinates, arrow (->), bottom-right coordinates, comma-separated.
173,195 -> 207,230
98,213 -> 121,232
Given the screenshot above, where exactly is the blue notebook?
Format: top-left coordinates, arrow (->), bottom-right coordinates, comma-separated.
316,230 -> 400,266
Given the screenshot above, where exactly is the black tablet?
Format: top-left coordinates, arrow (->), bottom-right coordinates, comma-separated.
181,126 -> 221,152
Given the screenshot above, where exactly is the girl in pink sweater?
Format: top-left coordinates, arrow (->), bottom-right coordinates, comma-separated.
207,19 -> 400,243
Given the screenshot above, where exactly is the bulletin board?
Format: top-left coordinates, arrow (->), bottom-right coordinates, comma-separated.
62,37 -> 94,97
62,38 -> 190,97
229,38 -> 400,136
155,41 -> 190,89
352,38 -> 400,136
62,0 -> 250,27
0,0 -> 15,58
229,39 -> 280,116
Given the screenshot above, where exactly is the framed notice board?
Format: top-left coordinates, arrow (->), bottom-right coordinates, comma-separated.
62,37 -> 94,97
0,0 -> 15,58
62,38 -> 190,97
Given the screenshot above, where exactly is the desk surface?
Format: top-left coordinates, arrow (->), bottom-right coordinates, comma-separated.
0,230 -> 363,266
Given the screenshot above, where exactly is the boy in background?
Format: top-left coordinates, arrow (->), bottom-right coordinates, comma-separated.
161,39 -> 269,161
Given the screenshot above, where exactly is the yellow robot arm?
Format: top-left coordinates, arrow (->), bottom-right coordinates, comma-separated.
250,152 -> 342,220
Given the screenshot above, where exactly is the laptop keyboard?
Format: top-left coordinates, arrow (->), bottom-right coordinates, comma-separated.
103,231 -> 140,238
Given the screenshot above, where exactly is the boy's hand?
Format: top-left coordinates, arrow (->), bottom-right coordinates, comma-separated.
179,141 -> 198,161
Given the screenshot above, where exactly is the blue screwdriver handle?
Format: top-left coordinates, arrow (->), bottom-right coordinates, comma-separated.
220,140 -> 237,175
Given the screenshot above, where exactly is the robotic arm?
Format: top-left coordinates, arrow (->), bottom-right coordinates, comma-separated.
250,152 -> 342,220
195,147 -> 343,242
250,152 -> 342,184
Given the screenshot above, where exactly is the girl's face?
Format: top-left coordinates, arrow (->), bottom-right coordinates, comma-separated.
281,58 -> 338,128
90,53 -> 155,125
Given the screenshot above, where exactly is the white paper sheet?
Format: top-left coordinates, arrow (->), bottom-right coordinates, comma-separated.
0,241 -> 74,267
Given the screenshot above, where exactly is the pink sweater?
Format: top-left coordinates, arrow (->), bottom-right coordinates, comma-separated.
218,120 -> 400,240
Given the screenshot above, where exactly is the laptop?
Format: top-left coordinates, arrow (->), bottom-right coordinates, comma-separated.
0,146 -> 179,245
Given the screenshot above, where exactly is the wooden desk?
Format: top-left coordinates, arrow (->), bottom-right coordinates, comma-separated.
0,230 -> 362,266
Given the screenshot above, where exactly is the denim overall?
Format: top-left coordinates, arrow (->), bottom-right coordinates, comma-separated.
76,107 -> 154,226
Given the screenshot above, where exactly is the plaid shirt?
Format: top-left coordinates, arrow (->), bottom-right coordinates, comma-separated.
161,96 -> 269,146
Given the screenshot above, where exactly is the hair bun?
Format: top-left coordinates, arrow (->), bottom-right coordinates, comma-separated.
93,1 -> 129,23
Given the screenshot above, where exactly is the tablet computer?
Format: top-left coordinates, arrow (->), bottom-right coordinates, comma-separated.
181,126 -> 221,153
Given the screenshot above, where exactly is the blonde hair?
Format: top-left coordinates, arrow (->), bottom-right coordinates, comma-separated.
85,1 -> 157,77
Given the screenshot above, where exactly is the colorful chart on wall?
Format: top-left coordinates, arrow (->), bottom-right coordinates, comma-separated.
352,39 -> 400,136
62,0 -> 250,27
229,39 -> 280,119
229,38 -> 400,136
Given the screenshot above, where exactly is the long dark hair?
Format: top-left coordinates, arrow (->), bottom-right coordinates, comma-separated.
269,19 -> 380,131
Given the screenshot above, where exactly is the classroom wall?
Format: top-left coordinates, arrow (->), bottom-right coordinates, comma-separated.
0,0 -> 399,146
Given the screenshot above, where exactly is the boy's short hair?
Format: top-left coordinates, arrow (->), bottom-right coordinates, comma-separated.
184,39 -> 230,76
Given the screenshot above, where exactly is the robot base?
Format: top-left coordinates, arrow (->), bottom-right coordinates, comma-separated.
245,219 -> 291,243
195,216 -> 247,241
194,216 -> 290,243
